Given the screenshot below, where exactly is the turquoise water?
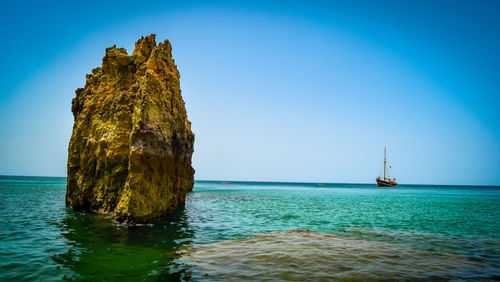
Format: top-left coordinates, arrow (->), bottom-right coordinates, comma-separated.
0,176 -> 499,280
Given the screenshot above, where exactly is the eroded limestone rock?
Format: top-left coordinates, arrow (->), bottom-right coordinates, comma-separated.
66,34 -> 194,222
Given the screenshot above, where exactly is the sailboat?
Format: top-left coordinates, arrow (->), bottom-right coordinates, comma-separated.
376,147 -> 398,187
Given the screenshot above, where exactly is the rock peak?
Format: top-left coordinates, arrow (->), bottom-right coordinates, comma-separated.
132,34 -> 156,63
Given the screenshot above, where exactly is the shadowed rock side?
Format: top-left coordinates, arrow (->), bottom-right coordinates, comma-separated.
66,34 -> 194,223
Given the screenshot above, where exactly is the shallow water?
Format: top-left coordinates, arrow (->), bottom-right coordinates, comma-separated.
178,230 -> 498,280
0,176 -> 499,280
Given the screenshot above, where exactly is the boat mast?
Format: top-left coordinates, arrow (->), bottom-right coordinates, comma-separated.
384,146 -> 386,180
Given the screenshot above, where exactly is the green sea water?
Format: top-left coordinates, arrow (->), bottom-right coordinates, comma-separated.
0,176 -> 499,280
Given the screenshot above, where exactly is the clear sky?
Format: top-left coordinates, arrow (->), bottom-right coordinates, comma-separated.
1,0 -> 499,185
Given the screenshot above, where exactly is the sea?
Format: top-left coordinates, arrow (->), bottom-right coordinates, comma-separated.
0,176 -> 499,281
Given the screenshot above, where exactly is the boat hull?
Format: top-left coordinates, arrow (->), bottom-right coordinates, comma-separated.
376,179 -> 398,187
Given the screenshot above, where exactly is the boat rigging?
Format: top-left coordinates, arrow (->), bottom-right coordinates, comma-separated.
376,147 -> 398,187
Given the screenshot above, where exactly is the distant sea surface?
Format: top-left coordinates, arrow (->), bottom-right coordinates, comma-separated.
1,176 -> 499,280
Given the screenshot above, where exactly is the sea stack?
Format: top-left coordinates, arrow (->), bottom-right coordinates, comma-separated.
66,34 -> 195,223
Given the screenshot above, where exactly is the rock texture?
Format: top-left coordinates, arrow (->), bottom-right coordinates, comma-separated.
66,34 -> 194,223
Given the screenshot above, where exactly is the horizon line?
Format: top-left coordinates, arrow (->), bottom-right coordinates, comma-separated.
1,174 -> 499,187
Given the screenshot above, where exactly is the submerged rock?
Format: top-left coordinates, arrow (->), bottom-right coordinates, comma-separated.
177,230 -> 487,280
66,34 -> 194,222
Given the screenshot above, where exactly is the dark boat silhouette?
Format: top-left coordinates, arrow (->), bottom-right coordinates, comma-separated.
376,147 -> 398,187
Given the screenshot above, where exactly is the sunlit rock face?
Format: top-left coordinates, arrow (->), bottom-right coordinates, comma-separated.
66,34 -> 194,223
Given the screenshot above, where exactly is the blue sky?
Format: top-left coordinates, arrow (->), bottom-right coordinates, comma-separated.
0,0 -> 499,185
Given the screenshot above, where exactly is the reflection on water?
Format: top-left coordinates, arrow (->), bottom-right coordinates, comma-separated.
53,209 -> 194,281
178,230 -> 500,280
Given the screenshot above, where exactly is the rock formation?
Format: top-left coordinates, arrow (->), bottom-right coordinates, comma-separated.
66,34 -> 194,223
